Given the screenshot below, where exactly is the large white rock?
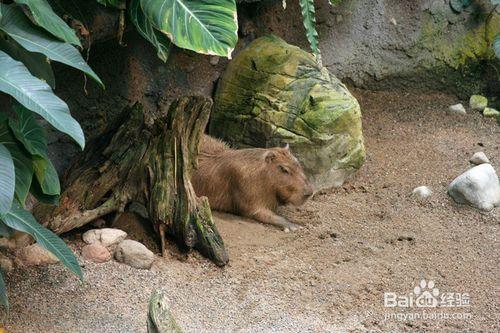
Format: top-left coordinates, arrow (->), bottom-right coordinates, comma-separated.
448,103 -> 466,115
114,240 -> 155,269
448,164 -> 500,211
82,228 -> 127,247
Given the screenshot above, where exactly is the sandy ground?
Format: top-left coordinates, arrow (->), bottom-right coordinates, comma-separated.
1,90 -> 499,332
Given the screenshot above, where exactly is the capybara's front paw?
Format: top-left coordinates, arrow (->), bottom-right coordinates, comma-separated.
282,222 -> 301,233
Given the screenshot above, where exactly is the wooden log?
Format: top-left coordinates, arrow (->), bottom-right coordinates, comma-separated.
34,96 -> 229,266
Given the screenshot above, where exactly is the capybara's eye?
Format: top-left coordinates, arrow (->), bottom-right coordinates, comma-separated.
279,165 -> 290,174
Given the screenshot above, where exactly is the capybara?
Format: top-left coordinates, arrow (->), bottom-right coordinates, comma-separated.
191,135 -> 314,231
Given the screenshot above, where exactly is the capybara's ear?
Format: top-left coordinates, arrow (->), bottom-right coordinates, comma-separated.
265,151 -> 276,163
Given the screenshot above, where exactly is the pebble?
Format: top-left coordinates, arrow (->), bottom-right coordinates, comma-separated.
482,107 -> 499,118
448,164 -> 500,211
114,240 -> 155,269
412,186 -> 432,199
82,228 -> 127,247
469,95 -> 488,112
209,56 -> 220,66
16,244 -> 59,266
81,243 -> 112,263
448,103 -> 466,115
469,152 -> 489,165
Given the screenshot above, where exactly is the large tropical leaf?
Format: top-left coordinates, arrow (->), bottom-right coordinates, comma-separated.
29,175 -> 59,205
299,0 -> 319,55
130,0 -> 170,62
0,4 -> 103,87
14,0 -> 81,47
9,103 -> 48,159
0,50 -> 85,149
494,34 -> 500,59
0,270 -> 8,309
0,118 -> 33,206
0,143 -> 15,215
140,0 -> 238,58
33,156 -> 60,196
0,36 -> 55,88
2,204 -> 82,280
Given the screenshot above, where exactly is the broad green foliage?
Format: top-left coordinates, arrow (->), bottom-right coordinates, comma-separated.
0,37 -> 55,88
140,0 -> 238,58
0,143 -> 15,215
2,204 -> 82,280
129,0 -> 171,62
299,0 -> 319,55
0,51 -> 85,149
14,0 -> 81,46
0,0 -> 100,309
0,4 -> 102,87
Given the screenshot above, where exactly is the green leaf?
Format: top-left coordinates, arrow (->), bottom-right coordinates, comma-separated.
9,103 -> 48,159
140,0 -> 238,58
29,175 -> 59,205
494,34 -> 500,59
0,143 -> 15,215
299,0 -> 319,55
0,4 -> 103,88
33,156 -> 60,196
14,0 -> 81,47
491,0 -> 500,5
0,50 -> 85,149
0,269 -> 8,309
130,0 -> 170,62
0,36 -> 55,88
2,204 -> 82,280
0,119 -> 33,206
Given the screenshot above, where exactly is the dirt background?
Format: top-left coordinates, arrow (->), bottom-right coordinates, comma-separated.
2,90 -> 499,332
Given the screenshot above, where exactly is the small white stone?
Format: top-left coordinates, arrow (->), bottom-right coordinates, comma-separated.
448,103 -> 466,115
82,228 -> 127,247
448,164 -> 500,211
469,152 -> 490,165
114,240 -> 155,269
412,186 -> 432,199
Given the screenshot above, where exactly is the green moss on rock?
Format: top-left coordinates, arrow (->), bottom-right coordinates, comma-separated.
470,94 -> 488,111
210,35 -> 365,189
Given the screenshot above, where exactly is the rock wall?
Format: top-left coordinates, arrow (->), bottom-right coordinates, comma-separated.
244,0 -> 499,95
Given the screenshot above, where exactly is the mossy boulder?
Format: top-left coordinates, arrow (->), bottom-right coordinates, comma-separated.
210,35 -> 365,189
470,95 -> 488,112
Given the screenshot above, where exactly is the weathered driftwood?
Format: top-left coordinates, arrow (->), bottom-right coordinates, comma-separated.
147,290 -> 183,333
34,96 -> 228,266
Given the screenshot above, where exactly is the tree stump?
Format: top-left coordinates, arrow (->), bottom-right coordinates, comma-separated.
34,96 -> 228,266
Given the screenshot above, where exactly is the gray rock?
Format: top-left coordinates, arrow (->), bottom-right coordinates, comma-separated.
81,243 -> 112,263
469,95 -> 488,112
16,244 -> 59,266
412,186 -> 432,199
114,240 -> 155,269
448,103 -> 466,114
83,228 -> 127,247
470,152 -> 489,165
448,164 -> 500,211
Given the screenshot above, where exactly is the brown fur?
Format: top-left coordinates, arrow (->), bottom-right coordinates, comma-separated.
191,135 -> 314,231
